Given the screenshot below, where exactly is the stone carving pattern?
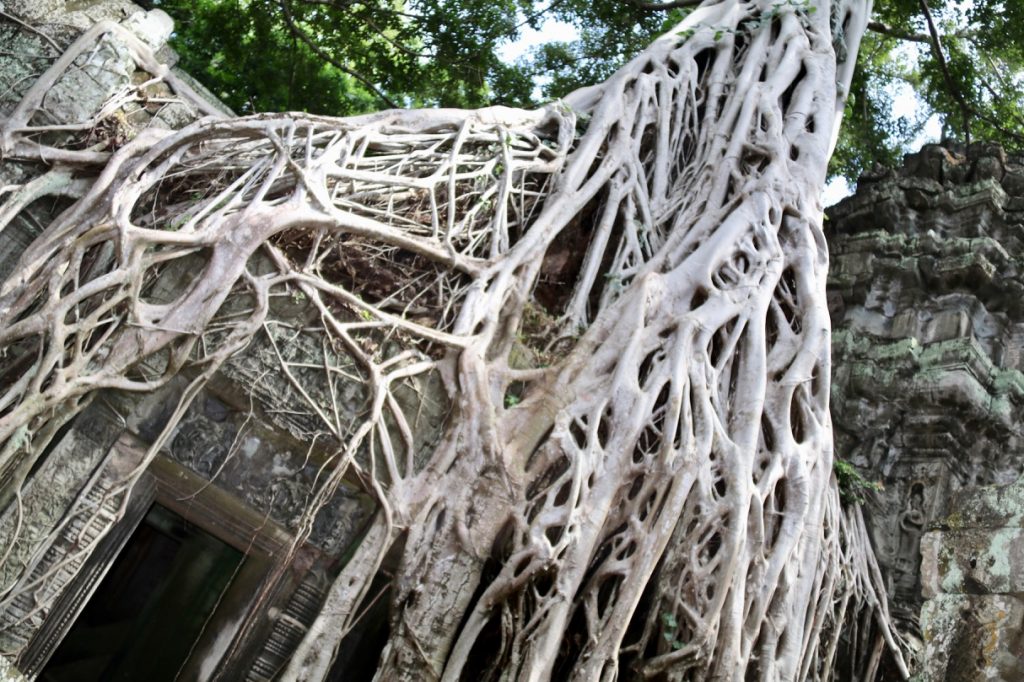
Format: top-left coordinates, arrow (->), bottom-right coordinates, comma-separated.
827,141 -> 1024,653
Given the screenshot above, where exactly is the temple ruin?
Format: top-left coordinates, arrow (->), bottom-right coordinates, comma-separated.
827,142 -> 1024,679
1,2 -> 1024,680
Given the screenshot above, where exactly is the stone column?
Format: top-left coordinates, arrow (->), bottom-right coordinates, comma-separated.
918,479 -> 1024,680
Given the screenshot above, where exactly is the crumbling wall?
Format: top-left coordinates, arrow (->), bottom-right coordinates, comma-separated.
827,142 -> 1024,674
0,6 -> 400,678
917,479 -> 1024,680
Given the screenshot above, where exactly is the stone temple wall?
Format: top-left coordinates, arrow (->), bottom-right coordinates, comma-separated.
826,142 -> 1024,678
0,6 -> 406,678
918,478 -> 1024,679
4,3 -> 1024,678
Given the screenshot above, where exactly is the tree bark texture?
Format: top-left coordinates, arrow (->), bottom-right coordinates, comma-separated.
0,2 -> 909,679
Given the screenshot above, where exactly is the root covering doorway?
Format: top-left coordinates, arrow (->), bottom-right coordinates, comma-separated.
39,503 -> 245,682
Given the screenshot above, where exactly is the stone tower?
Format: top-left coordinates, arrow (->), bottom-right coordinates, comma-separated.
827,141 -> 1024,679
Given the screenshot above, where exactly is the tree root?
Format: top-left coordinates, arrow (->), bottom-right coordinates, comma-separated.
0,2 -> 909,679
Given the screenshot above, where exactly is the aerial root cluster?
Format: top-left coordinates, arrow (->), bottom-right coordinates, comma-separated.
0,1 -> 910,680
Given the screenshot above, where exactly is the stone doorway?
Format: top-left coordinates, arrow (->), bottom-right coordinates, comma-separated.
4,440 -> 301,681
39,503 -> 245,681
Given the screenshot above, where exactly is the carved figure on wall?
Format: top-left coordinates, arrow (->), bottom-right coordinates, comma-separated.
170,417 -> 233,478
893,482 -> 926,604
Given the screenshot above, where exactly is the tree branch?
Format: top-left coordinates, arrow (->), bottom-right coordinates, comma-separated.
278,0 -> 399,109
918,0 -> 971,145
974,60 -> 1024,142
866,20 -> 929,43
293,0 -> 432,59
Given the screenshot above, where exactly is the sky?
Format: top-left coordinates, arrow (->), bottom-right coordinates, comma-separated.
498,17 -> 945,208
498,19 -> 578,62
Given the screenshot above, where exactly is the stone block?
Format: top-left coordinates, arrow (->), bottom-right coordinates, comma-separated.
916,594 -> 1024,681
921,528 -> 1024,597
939,478 -> 1024,530
920,309 -> 970,344
1002,170 -> 1024,196
972,155 -> 1005,183
891,309 -> 920,340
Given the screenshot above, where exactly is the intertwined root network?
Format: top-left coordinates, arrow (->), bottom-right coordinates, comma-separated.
0,1 -> 909,679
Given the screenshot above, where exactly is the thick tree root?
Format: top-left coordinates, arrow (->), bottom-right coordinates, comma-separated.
0,2 -> 908,679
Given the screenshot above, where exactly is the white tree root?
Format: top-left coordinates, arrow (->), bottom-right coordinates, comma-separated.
0,2 -> 909,679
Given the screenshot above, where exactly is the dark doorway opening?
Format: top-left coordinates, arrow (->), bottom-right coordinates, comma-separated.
40,504 -> 245,682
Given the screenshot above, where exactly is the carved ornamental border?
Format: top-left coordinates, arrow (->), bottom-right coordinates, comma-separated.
13,433 -> 298,677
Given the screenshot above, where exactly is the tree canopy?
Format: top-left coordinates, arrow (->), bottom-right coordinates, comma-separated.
834,0 -> 1024,179
142,0 -> 1024,181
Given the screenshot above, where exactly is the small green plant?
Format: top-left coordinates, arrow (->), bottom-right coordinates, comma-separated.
504,392 -> 521,408
603,272 -> 625,294
660,612 -> 683,651
677,27 -> 696,43
834,458 -> 883,505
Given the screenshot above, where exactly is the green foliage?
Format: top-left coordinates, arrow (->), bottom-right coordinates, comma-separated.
528,2 -> 688,99
830,29 -> 921,182
660,611 -> 684,650
834,458 -> 882,506
834,0 -> 1024,182
143,0 -> 372,115
143,0 -> 535,113
143,0 -> 1024,183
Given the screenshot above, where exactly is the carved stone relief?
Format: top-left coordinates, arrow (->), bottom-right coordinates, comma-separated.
827,142 -> 1024,657
124,380 -> 376,557
0,432 -> 149,667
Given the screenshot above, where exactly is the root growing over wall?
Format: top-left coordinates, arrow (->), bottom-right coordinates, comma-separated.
0,1 -> 909,679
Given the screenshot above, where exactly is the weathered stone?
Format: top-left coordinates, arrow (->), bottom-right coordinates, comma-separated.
826,140 -> 1024,669
0,406 -> 121,604
921,527 -> 1024,596
2,0 -> 142,32
916,594 -> 1024,681
0,656 -> 26,682
915,475 -> 1024,680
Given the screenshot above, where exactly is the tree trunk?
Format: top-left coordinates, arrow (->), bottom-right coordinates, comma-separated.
0,1 -> 909,679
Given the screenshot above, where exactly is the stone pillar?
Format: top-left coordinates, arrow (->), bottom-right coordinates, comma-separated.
826,142 -> 1024,659
918,479 -> 1024,680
